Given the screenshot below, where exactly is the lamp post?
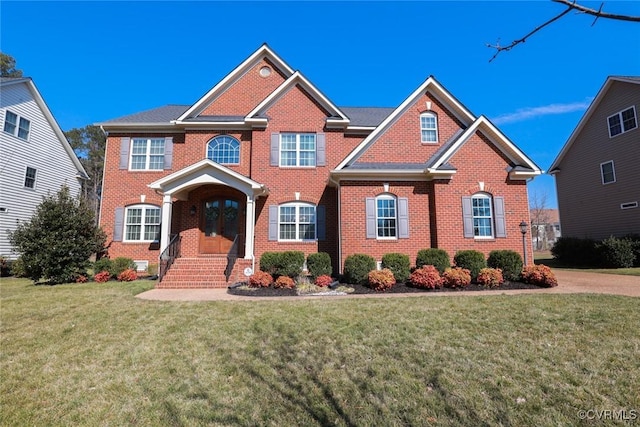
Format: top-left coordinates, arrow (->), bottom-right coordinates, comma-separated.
519,221 -> 528,266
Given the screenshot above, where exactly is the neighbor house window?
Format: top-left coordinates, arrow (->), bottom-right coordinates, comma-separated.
420,112 -> 438,143
124,205 -> 161,241
280,133 -> 316,167
130,138 -> 165,170
3,110 -> 30,140
600,161 -> 616,184
24,167 -> 37,189
376,195 -> 397,238
472,194 -> 493,238
207,135 -> 240,164
278,203 -> 316,241
608,106 -> 637,137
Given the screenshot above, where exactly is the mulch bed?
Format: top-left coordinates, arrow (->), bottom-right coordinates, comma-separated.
227,281 -> 543,297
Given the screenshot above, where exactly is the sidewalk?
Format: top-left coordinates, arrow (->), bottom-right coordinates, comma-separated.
136,269 -> 640,302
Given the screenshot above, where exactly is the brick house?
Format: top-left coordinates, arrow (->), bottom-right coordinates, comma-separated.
97,44 -> 542,287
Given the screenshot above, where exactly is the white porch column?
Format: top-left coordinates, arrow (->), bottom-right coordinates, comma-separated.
244,195 -> 256,260
159,194 -> 173,254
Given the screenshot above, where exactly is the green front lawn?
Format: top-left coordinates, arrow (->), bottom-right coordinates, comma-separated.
1,278 -> 638,426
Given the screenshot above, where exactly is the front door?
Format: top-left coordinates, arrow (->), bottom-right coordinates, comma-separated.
200,198 -> 240,254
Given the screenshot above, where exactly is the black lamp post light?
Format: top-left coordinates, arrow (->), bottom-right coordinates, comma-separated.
519,221 -> 528,266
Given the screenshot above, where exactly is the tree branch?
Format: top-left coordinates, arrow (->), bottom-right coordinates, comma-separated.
487,0 -> 640,62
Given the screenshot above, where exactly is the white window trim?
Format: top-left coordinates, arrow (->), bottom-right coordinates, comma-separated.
278,202 -> 317,242
600,160 -> 616,185
124,204 -> 161,242
608,106 -> 637,138
376,194 -> 397,240
3,110 -> 30,141
207,135 -> 240,165
279,133 -> 316,168
23,166 -> 37,190
620,201 -> 638,210
420,112 -> 438,144
472,193 -> 493,239
129,138 -> 165,171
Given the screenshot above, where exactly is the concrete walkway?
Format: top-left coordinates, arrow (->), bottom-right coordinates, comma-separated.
136,269 -> 640,301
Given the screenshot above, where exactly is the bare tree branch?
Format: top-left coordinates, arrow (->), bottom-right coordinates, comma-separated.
487,0 -> 640,62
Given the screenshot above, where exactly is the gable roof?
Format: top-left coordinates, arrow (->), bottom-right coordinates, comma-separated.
548,76 -> 640,173
99,105 -> 189,124
1,77 -> 87,179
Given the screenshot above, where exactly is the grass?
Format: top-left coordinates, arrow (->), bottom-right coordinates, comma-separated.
534,251 -> 640,276
1,277 -> 639,426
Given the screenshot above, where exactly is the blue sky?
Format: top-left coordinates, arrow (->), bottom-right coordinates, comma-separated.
3,1 -> 639,208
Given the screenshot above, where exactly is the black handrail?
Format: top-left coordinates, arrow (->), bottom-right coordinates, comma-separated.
159,234 -> 181,282
225,235 -> 239,282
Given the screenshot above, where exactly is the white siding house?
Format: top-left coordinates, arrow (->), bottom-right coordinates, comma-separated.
0,77 -> 87,259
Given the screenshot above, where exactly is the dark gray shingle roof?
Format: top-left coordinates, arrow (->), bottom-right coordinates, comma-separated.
99,105 -> 190,124
340,107 -> 394,127
347,162 -> 427,170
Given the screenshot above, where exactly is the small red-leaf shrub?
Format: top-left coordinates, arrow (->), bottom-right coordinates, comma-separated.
118,268 -> 137,282
249,271 -> 273,288
521,265 -> 558,287
409,265 -> 443,289
274,275 -> 295,289
94,270 -> 111,283
75,275 -> 88,283
477,268 -> 504,288
367,268 -> 396,292
314,275 -> 334,287
442,267 -> 471,288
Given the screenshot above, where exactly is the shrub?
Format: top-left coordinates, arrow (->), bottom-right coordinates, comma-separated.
597,236 -> 636,268
477,268 -> 504,288
259,252 -> 280,275
307,252 -> 332,278
10,257 -> 27,278
454,250 -> 486,279
0,256 -> 10,277
274,275 -> 296,289
249,271 -> 273,288
314,274 -> 334,287
487,250 -> 523,281
343,254 -> 376,285
112,257 -> 137,276
381,253 -> 411,284
368,268 -> 396,292
551,237 -> 599,267
117,268 -> 138,282
75,275 -> 88,283
259,251 -> 305,278
93,258 -> 113,276
94,270 -> 111,283
409,265 -> 443,289
416,249 -> 450,273
442,267 -> 471,288
521,264 -> 558,288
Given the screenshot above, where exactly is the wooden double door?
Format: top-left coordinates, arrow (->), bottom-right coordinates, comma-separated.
199,197 -> 241,254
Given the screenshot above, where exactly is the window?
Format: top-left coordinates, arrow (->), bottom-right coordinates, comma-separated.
600,161 -> 616,184
608,106 -> 637,137
278,203 -> 316,241
124,205 -> 161,241
24,167 -> 36,189
280,133 -> 316,167
3,110 -> 30,140
376,195 -> 397,238
420,112 -> 438,143
207,135 -> 240,164
130,138 -> 165,170
471,194 -> 493,237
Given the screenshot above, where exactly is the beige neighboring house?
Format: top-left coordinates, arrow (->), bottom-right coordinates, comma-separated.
530,208 -> 561,250
549,76 -> 639,240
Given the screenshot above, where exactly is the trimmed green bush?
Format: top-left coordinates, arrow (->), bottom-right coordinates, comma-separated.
93,258 -> 113,276
259,252 -> 280,275
551,237 -> 599,267
111,257 -> 137,276
307,252 -> 332,278
343,254 -> 376,285
453,250 -> 486,279
259,251 -> 305,278
381,253 -> 411,283
487,250 -> 523,281
416,249 -> 450,273
598,236 -> 636,268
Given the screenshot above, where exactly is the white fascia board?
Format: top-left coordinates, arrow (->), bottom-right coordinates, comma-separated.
177,45 -> 295,121
330,168 -> 446,182
335,76 -> 476,171
509,170 -> 543,180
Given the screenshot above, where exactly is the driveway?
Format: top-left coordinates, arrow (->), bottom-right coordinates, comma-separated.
136,269 -> 639,301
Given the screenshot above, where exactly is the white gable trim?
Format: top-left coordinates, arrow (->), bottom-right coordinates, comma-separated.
176,44 -> 295,121
245,71 -> 350,126
335,76 -> 476,170
148,159 -> 268,200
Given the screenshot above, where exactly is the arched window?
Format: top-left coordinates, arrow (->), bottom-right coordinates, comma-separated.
207,135 -> 240,164
420,112 -> 438,143
471,193 -> 493,237
124,204 -> 161,242
376,194 -> 397,238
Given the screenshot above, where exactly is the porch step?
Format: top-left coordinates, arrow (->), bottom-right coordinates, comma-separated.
158,256 -> 252,289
